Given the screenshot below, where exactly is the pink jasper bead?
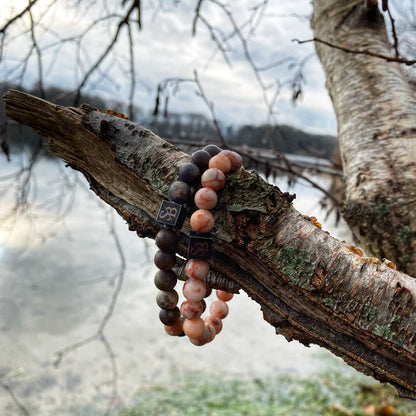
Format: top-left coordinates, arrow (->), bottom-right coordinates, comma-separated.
220,150 -> 242,171
164,317 -> 184,336
183,317 -> 205,338
185,258 -> 209,280
216,290 -> 234,302
209,154 -> 231,174
205,315 -> 223,334
210,300 -> 229,319
181,300 -> 204,320
194,187 -> 218,210
183,277 -> 206,302
190,209 -> 215,233
201,168 -> 226,191
189,326 -> 213,346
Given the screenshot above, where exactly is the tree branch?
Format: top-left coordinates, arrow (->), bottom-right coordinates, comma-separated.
4,89 -> 416,400
293,37 -> 416,66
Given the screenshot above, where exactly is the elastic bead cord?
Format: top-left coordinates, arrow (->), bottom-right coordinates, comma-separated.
154,145 -> 242,346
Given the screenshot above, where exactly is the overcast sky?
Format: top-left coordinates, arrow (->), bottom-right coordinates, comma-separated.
1,0 -> 337,134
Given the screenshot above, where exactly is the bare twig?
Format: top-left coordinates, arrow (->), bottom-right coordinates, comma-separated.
294,37 -> 416,66
0,0 -> 41,34
101,334 -> 119,416
28,7 -> 45,99
53,210 -> 126,370
74,1 -> 139,105
1,382 -> 31,416
192,0 -> 205,35
193,69 -> 227,147
126,22 -> 136,120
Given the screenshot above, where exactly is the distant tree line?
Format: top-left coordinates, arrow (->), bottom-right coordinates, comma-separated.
0,83 -> 336,159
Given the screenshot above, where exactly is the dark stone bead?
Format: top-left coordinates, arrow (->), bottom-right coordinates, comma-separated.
155,228 -> 178,252
178,162 -> 201,185
154,270 -> 177,290
168,181 -> 191,204
154,250 -> 176,270
191,150 -> 212,172
203,144 -> 222,156
201,298 -> 207,313
204,286 -> 212,298
156,290 -> 179,309
156,200 -> 186,228
159,307 -> 180,325
188,231 -> 212,259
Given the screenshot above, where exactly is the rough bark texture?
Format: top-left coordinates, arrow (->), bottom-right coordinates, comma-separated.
4,89 -> 416,399
312,0 -> 416,275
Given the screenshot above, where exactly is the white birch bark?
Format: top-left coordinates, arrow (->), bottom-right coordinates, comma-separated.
312,0 -> 416,275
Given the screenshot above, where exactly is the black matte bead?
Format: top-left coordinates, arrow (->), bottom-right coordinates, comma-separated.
168,181 -> 191,204
204,286 -> 212,299
156,290 -> 179,309
203,144 -> 222,156
178,163 -> 201,185
159,307 -> 180,325
191,150 -> 211,172
201,298 -> 207,312
154,270 -> 177,290
155,228 -> 178,252
154,250 -> 176,270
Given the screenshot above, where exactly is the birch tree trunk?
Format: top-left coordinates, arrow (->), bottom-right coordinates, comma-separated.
4,89 -> 416,399
312,0 -> 416,276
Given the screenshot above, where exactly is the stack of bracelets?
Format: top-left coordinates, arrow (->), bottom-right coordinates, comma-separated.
153,144 -> 243,346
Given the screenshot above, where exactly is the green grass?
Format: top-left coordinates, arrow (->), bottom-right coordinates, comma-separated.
118,370 -> 416,416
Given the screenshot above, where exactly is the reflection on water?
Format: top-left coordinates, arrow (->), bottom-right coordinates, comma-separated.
0,158 -> 355,415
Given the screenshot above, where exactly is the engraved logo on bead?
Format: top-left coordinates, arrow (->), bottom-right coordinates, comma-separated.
188,231 -> 212,259
190,242 -> 210,258
159,205 -> 178,221
156,200 -> 186,228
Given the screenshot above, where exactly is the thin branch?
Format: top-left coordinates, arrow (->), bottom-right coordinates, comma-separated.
28,7 -> 45,98
193,69 -> 227,147
73,1 -> 138,105
126,22 -> 136,119
0,0 -> 41,34
101,334 -> 119,416
294,37 -> 416,66
192,0 -> 204,35
1,382 -> 31,416
53,210 -> 126,367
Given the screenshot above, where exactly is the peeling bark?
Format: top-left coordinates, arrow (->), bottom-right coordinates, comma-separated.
4,89 -> 416,399
312,0 -> 416,275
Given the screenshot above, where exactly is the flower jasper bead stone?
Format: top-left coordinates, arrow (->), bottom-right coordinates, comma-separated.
220,150 -> 242,172
216,290 -> 234,302
209,154 -> 231,174
183,317 -> 205,338
210,300 -> 229,319
185,258 -> 209,280
164,317 -> 184,336
189,326 -> 213,346
183,277 -> 206,302
201,168 -> 226,191
181,300 -> 204,320
205,315 -> 222,334
190,209 -> 215,233
206,324 -> 216,342
194,187 -> 218,210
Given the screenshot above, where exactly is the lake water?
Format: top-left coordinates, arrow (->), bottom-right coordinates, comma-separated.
0,155 -> 356,415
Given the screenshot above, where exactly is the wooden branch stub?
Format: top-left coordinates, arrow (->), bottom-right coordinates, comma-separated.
4,89 -> 416,399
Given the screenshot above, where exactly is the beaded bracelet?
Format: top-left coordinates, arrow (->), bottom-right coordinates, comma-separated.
154,144 -> 243,346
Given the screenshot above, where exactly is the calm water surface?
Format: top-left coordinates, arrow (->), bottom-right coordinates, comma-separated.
0,156 -> 356,415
